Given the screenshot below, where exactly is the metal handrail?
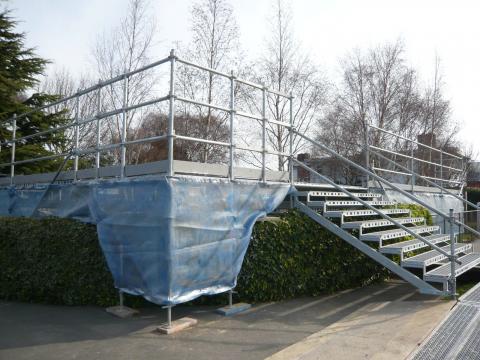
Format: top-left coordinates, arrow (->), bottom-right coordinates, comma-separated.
371,148 -> 480,213
292,158 -> 457,262
1,50 -> 293,185
372,166 -> 463,185
369,145 -> 463,172
369,124 -> 464,160
295,131 -> 480,258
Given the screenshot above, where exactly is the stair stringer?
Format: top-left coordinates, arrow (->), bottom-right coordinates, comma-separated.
294,199 -> 444,296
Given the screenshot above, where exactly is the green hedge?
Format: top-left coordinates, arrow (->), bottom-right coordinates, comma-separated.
0,210 -> 390,306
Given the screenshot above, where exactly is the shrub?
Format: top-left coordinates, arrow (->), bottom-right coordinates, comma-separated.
0,210 -> 389,306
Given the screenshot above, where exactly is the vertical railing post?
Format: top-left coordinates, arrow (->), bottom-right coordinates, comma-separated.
477,202 -> 480,233
167,49 -> 176,177
365,123 -> 370,189
10,114 -> 16,186
288,94 -> 294,185
440,151 -> 443,194
96,83 -> 101,178
120,74 -> 128,178
73,94 -> 80,181
229,71 -> 235,181
261,87 -> 267,183
449,208 -> 456,299
410,141 -> 415,192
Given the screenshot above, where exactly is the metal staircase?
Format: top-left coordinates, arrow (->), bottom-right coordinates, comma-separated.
291,133 -> 480,297
294,189 -> 480,295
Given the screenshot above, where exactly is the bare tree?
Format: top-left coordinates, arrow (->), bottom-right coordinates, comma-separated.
244,0 -> 328,171
176,0 -> 240,163
90,0 -> 157,165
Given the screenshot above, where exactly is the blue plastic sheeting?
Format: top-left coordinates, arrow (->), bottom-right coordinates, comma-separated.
0,176 -> 290,305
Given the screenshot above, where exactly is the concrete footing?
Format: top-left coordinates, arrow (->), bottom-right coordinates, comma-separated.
215,302 -> 251,316
156,317 -> 198,335
105,305 -> 139,319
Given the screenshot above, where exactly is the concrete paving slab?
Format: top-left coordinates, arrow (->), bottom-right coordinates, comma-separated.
0,280 -> 452,360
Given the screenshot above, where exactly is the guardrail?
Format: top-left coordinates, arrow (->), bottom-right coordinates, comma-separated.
366,124 -> 467,193
0,50 -> 294,185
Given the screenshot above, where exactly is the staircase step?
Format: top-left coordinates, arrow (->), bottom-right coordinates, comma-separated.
424,253 -> 480,283
342,217 -> 424,230
324,208 -> 410,219
308,200 -> 396,209
300,191 -> 382,199
380,234 -> 450,255
402,243 -> 473,268
360,225 -> 439,242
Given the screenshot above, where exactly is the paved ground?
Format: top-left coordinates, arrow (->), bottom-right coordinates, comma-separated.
0,280 -> 453,360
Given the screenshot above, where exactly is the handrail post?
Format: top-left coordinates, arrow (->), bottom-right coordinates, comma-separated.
365,123 -> 370,189
10,114 -> 16,186
167,49 -> 176,177
449,208 -> 456,299
289,93 -> 293,185
96,82 -> 101,178
120,74 -> 128,178
261,86 -> 267,183
73,94 -> 80,181
410,141 -> 415,192
229,71 -> 235,181
440,152 -> 443,194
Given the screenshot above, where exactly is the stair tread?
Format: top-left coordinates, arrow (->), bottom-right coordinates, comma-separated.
360,225 -> 439,242
342,217 -> 424,230
302,191 -> 382,198
380,234 -> 450,254
424,253 -> 480,281
324,208 -> 410,218
320,200 -> 396,207
402,243 -> 472,268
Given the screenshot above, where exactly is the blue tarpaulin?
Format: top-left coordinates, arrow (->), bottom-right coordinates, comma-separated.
0,176 -> 290,305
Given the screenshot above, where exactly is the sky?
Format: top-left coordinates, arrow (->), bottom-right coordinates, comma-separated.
7,0 -> 480,158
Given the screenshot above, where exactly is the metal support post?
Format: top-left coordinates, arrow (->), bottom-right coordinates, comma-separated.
73,95 -> 80,181
96,84 -> 101,178
228,290 -> 233,308
289,94 -> 294,208
167,49 -> 176,177
410,142 -> 415,192
10,115 -> 16,186
261,87 -> 267,183
121,74 -> 128,178
229,71 -> 235,181
449,208 -> 456,299
477,202 -> 480,233
167,305 -> 172,328
440,152 -> 443,194
365,123 -> 370,189
119,290 -> 124,307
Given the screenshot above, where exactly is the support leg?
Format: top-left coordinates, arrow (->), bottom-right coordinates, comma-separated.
215,289 -> 251,316
157,305 -> 197,335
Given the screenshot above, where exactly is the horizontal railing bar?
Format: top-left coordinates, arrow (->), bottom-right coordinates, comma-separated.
3,56 -> 171,126
235,145 -> 289,157
371,149 -> 480,211
175,57 -> 290,98
175,96 -> 231,113
175,135 -> 230,147
1,95 -> 171,146
369,125 -> 463,160
373,166 -> 462,184
235,110 -> 262,121
370,145 -> 463,172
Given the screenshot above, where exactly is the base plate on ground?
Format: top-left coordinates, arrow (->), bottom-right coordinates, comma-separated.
156,317 -> 198,335
215,302 -> 252,316
105,305 -> 139,319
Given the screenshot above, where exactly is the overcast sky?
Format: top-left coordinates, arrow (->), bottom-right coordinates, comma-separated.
8,0 -> 480,158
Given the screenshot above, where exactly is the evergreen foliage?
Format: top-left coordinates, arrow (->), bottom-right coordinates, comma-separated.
0,11 -> 70,175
